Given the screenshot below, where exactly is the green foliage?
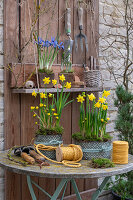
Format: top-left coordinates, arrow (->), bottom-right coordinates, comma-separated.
90,158 -> 115,168
36,125 -> 64,135
107,85 -> 133,199
38,68 -> 53,75
72,132 -> 112,142
106,174 -> 133,200
114,85 -> 133,154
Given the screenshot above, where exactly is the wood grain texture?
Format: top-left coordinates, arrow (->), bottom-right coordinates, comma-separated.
21,0 -> 38,63
4,1 -> 21,200
21,94 -> 39,200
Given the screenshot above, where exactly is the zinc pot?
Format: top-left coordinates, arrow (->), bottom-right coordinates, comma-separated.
34,134 -> 63,160
112,190 -> 132,200
74,140 -> 112,160
38,72 -> 55,88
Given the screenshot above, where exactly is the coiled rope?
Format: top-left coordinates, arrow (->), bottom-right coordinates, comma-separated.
35,144 -> 83,168
112,141 -> 129,164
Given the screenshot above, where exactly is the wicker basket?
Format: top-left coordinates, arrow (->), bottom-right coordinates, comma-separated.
84,70 -> 102,87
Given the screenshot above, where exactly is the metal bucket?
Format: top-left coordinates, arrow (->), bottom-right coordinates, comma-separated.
74,141 -> 112,160
34,134 -> 63,160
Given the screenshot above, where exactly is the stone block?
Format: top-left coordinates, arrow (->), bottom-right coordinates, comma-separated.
0,1 -> 3,25
0,96 -> 4,109
0,69 -> 4,81
106,122 -> 115,133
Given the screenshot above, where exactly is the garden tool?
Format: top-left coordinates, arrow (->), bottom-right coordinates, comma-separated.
64,8 -> 73,65
75,7 -> 88,52
14,146 -> 49,167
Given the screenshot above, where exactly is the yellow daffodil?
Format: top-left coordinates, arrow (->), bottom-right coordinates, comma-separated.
102,90 -> 111,97
102,104 -> 108,110
52,108 -> 55,111
77,94 -> 85,103
98,97 -> 106,104
35,122 -> 38,125
88,93 -> 96,101
48,93 -> 53,98
47,113 -> 50,116
43,77 -> 51,84
31,106 -> 35,110
44,104 -> 46,107
32,90 -> 37,98
36,106 -> 39,110
107,117 -> 110,120
39,103 -> 43,107
56,117 -> 59,119
54,113 -> 58,116
101,119 -> 104,122
43,94 -> 47,98
94,102 -> 101,108
52,79 -> 57,85
33,114 -> 36,117
40,92 -> 44,98
65,82 -> 71,89
59,74 -> 65,82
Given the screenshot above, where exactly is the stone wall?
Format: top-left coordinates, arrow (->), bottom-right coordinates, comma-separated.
98,0 -> 133,189
0,0 -> 4,199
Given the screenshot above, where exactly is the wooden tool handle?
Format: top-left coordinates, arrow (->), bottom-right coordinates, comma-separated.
21,152 -> 35,165
78,7 -> 83,30
65,8 -> 71,36
29,150 -> 45,161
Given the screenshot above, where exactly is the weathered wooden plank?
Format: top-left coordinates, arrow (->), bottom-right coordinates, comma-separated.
21,0 -> 38,63
4,0 -> 21,199
39,0 -> 58,65
57,188 -> 96,200
71,92 -> 84,194
56,95 -> 72,197
21,94 -> 39,200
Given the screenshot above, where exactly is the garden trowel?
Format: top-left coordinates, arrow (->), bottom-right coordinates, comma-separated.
75,6 -> 88,52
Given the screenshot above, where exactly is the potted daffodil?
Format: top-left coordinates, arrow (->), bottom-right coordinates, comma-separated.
72,90 -> 112,160
31,75 -> 73,159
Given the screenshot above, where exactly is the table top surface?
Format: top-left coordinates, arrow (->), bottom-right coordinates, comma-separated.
0,150 -> 133,179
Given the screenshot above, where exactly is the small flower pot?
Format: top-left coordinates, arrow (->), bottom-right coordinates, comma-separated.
58,72 -> 75,87
112,190 -> 132,200
38,72 -> 55,88
34,134 -> 63,160
74,140 -> 112,160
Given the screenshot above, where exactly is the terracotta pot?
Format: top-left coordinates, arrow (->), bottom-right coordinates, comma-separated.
38,72 -> 55,88
58,72 -> 75,87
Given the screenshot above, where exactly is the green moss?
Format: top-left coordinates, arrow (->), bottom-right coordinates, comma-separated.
72,132 -> 112,142
36,125 -> 64,135
90,158 -> 115,168
38,68 -> 53,75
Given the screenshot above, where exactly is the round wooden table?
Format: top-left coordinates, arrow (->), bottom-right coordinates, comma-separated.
0,150 -> 133,200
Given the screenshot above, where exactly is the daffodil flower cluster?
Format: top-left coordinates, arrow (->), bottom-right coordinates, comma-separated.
31,75 -> 73,130
76,90 -> 111,140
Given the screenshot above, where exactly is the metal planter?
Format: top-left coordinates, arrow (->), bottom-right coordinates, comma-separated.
34,134 -> 63,160
74,140 -> 112,160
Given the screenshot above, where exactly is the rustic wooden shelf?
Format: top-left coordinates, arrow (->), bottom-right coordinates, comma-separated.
11,87 -> 103,94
